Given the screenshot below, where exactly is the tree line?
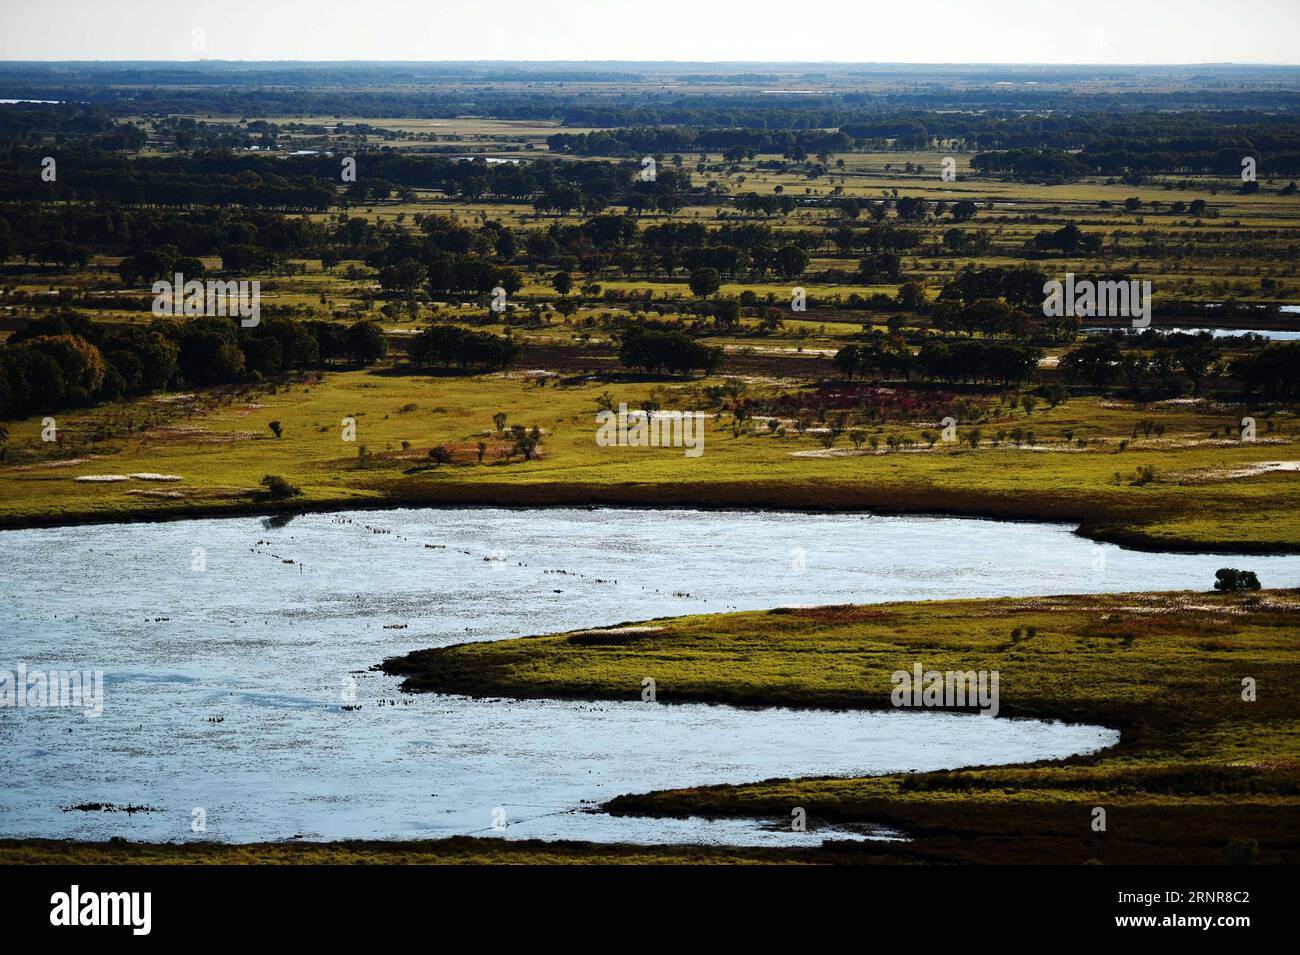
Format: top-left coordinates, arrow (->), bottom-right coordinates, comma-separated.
0,311 -> 389,419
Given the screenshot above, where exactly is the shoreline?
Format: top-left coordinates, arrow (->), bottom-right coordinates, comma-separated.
377,589 -> 1300,865
2,483 -> 1297,556
0,836 -> 847,865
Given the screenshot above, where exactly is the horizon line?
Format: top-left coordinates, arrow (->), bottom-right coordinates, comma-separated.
2,59 -> 1300,68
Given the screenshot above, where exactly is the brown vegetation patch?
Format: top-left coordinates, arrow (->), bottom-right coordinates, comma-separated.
785,605 -> 899,624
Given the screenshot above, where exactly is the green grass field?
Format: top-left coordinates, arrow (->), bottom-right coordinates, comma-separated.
2,367 -> 1297,552
381,589 -> 1300,864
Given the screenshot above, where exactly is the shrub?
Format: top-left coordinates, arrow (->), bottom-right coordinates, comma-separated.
259,474 -> 301,499
1214,568 -> 1261,592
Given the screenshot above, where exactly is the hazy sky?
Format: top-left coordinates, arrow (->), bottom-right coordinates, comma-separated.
1,0 -> 1297,64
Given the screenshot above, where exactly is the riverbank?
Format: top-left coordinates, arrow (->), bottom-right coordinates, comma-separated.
1,370 -> 1297,553
0,836 -> 845,865
383,590 -> 1300,864
2,483 -> 1298,555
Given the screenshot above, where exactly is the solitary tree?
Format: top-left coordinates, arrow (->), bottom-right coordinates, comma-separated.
259,474 -> 301,499
688,267 -> 722,298
1214,568 -> 1261,592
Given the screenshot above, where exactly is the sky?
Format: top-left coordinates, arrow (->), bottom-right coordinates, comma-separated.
0,0 -> 1297,64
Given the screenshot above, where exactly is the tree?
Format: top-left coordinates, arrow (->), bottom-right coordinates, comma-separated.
895,281 -> 926,311
688,267 -> 721,298
951,200 -> 978,222
1041,383 -> 1069,408
344,321 -> 388,366
618,327 -> 723,376
713,299 -> 741,330
428,445 -> 453,467
409,325 -> 519,371
858,252 -> 901,283
493,412 -> 508,432
895,196 -> 929,221
221,243 -> 271,273
1214,568 -> 1261,592
551,271 -> 573,296
1059,339 -> 1122,388
268,420 -> 283,439
20,335 -> 106,400
1175,342 -> 1217,393
379,258 -> 426,296
260,474 -> 302,499
774,244 -> 809,278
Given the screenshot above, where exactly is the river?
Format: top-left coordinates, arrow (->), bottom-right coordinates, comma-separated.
4,507 -> 1296,846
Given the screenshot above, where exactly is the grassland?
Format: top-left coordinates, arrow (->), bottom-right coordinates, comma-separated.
381,590 -> 1300,864
1,366 -> 1297,553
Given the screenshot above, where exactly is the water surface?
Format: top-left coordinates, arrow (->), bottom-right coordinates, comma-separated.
6,507 -> 1294,846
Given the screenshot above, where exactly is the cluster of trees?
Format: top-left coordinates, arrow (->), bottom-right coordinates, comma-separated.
408,324 -> 520,371
352,216 -> 524,298
731,192 -> 801,217
0,102 -> 146,151
0,194 -> 929,299
0,148 -> 654,216
915,340 -> 1043,385
937,265 -> 1048,311
1234,343 -> 1300,396
1030,223 -> 1102,255
930,299 -> 1038,339
0,202 -> 336,269
0,149 -> 338,209
617,326 -> 723,376
831,335 -> 912,381
975,144 -> 1300,181
0,311 -> 387,419
970,150 -> 1093,181
834,336 -> 1042,386
929,265 -> 1086,342
1056,337 -> 1236,393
